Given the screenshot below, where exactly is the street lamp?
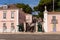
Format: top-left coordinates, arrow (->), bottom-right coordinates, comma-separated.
53,0 -> 54,12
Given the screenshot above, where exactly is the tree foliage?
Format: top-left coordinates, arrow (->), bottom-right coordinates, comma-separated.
34,0 -> 60,18
16,3 -> 32,14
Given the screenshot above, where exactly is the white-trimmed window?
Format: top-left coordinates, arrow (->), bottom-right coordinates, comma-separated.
11,23 -> 15,31
51,16 -> 57,24
11,11 -> 14,19
3,12 -> 6,19
3,23 -> 7,31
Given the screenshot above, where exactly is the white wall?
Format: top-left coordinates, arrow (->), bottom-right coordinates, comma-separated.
43,9 -> 48,32
26,14 -> 32,23
16,9 -> 19,32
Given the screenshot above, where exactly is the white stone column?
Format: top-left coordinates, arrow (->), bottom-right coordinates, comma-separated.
36,22 -> 38,32
16,9 -> 19,32
0,28 -> 3,33
43,6 -> 48,32
15,25 -> 19,32
24,22 -> 26,32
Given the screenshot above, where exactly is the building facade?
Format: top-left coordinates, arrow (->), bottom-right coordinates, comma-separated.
44,6 -> 60,32
0,5 -> 33,32
0,9 -> 19,32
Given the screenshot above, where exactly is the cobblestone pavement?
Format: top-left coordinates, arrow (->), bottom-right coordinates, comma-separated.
0,33 -> 60,40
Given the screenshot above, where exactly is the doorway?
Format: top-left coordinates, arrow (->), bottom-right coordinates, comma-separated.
53,24 -> 56,32
38,22 -> 42,32
18,24 -> 24,32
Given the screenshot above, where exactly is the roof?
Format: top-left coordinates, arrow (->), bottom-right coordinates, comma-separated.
0,4 -> 18,10
48,12 -> 60,14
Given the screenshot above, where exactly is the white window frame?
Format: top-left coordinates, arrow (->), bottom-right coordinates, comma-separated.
3,23 -> 7,32
3,11 -> 6,19
11,11 -> 14,19
11,23 -> 15,31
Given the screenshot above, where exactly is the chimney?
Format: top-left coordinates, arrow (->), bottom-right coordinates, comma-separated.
2,5 -> 8,9
21,8 -> 23,11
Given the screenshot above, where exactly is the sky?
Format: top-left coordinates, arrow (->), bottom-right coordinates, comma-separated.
0,0 -> 40,8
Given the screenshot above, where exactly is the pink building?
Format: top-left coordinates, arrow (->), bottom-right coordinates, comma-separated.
0,5 -> 32,32
44,6 -> 60,32
0,5 -> 19,32
19,9 -> 32,24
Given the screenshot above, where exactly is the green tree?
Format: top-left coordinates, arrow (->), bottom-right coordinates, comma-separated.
16,3 -> 32,14
34,0 -> 60,18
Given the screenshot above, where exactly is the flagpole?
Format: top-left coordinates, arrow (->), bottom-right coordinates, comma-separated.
53,0 -> 54,12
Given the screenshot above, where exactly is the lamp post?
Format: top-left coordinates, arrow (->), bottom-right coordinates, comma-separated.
53,0 -> 54,12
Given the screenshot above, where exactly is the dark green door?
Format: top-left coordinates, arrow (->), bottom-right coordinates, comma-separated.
38,23 -> 42,32
18,24 -> 24,32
